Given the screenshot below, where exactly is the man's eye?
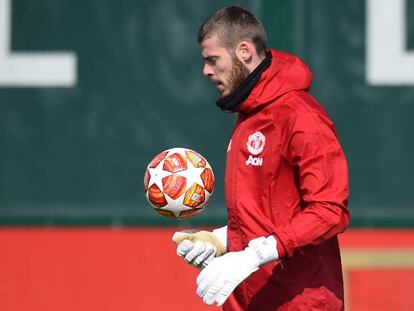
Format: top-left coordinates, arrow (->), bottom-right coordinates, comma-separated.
208,58 -> 217,65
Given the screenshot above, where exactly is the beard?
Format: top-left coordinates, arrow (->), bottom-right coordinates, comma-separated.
222,55 -> 250,97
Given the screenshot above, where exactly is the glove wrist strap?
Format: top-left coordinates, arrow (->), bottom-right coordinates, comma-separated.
212,225 -> 228,252
246,235 -> 279,266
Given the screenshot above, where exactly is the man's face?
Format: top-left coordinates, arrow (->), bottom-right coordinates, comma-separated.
200,35 -> 250,97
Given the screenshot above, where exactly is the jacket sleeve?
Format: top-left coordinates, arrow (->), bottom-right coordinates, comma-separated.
273,109 -> 350,258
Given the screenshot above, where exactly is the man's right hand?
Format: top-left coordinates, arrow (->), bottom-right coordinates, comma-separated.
172,227 -> 227,269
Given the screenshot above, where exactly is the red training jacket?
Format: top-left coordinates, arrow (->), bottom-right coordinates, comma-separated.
223,50 -> 350,311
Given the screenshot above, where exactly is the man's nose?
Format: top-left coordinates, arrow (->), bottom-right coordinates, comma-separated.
203,64 -> 214,77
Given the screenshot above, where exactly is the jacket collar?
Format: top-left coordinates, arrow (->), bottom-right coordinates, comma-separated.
217,49 -> 313,115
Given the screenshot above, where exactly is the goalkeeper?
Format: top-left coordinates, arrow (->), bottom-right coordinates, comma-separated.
173,6 -> 350,310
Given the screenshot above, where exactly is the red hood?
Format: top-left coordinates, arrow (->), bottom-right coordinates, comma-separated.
238,50 -> 313,114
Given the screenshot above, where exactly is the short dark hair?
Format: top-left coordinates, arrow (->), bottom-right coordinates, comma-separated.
197,6 -> 267,56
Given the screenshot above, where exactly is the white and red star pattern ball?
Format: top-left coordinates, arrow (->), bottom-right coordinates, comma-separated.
143,148 -> 215,219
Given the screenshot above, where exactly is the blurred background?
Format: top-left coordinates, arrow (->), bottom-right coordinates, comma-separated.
0,0 -> 413,310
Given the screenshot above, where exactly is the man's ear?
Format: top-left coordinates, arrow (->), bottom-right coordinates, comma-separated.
236,41 -> 253,63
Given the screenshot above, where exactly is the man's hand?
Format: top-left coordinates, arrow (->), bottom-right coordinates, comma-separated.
176,239 -> 217,268
172,227 -> 227,269
196,236 -> 279,306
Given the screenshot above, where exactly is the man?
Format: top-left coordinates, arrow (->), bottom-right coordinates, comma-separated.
173,6 -> 350,310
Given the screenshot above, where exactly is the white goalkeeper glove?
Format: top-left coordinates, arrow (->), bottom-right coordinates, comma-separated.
196,235 -> 279,306
172,226 -> 227,269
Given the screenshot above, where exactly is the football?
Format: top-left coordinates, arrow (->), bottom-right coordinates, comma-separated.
143,148 -> 215,219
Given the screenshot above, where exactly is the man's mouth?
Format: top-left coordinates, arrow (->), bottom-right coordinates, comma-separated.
212,80 -> 225,93
216,84 -> 225,92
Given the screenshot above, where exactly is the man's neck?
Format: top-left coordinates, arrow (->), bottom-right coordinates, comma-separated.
247,53 -> 267,73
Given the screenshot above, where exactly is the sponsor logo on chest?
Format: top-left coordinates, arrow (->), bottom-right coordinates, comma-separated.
246,154 -> 263,166
245,131 -> 265,166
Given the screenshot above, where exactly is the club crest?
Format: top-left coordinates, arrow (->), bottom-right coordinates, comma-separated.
246,131 -> 266,155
